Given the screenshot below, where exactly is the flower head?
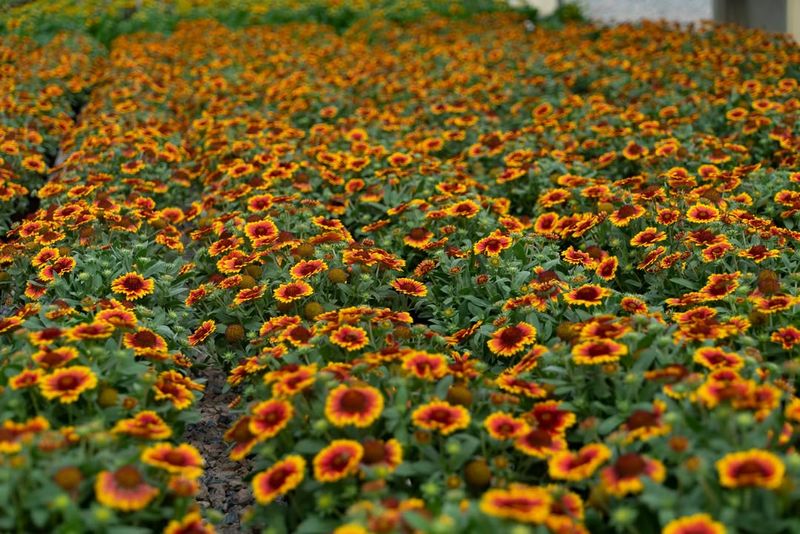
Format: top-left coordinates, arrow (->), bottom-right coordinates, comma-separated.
663,514 -> 727,534
480,484 -> 552,524
390,277 -> 428,297
412,400 -> 470,435
487,322 -> 537,357
111,272 -> 154,300
313,440 -> 364,482
40,366 -> 98,403
325,384 -> 384,427
253,455 -> 306,503
95,466 -> 159,511
716,449 -> 785,490
141,442 -> 204,479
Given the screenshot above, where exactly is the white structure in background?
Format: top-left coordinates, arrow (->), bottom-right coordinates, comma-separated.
713,0 -> 800,41
510,0 -> 799,42
507,0 -> 559,16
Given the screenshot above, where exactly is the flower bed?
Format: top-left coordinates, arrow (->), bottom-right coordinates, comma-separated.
1,6 -> 799,534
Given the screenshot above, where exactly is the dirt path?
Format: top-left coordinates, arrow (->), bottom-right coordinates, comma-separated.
185,367 -> 253,533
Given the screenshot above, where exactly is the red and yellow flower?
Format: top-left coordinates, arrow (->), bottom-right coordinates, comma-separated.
164,512 -> 216,534
572,339 -> 628,365
40,366 -> 98,403
95,466 -> 159,511
474,230 -> 513,256
600,453 -> 666,496
123,328 -> 168,354
141,442 -> 205,479
401,351 -> 449,380
563,284 -> 612,306
771,326 -> 800,350
662,514 -> 727,534
484,412 -> 529,440
360,438 -> 403,473
390,277 -> 428,297
330,325 -> 370,351
313,440 -> 364,482
480,484 -> 552,524
548,443 -> 611,481
188,320 -> 216,346
253,455 -> 306,503
487,322 -> 537,357
249,399 -> 294,440
112,411 -> 172,440
412,400 -> 470,435
273,281 -> 313,303
686,203 -> 721,223
514,428 -> 567,458
290,259 -> 328,279
325,384 -> 384,427
111,272 -> 155,300
716,449 -> 785,490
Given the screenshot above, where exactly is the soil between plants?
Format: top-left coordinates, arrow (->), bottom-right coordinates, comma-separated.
185,367 -> 253,533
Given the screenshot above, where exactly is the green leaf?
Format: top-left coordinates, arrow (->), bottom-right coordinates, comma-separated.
296,517 -> 337,534
597,415 -> 624,435
294,439 -> 326,454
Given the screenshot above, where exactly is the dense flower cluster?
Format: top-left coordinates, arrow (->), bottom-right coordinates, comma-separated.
0,3 -> 799,533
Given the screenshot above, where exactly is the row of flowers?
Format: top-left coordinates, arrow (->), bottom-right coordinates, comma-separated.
1,8 -> 799,534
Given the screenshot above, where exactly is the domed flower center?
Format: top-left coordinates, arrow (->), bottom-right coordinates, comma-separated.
340,389 -> 367,412
523,429 -> 552,448
626,410 -> 658,430
114,466 -> 143,489
57,374 -> 79,389
362,440 -> 386,464
165,450 -> 188,465
733,460 -> 769,478
268,467 -> 290,488
614,454 -> 647,478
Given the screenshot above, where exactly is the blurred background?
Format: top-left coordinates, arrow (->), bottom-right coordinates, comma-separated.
515,0 -> 798,38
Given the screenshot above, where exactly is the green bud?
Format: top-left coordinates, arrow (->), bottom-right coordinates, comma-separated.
736,412 -> 754,427
317,492 -> 335,511
422,481 -> 440,498
611,506 -> 637,526
51,494 -> 71,510
445,440 -> 461,456
93,506 -> 112,523
312,419 -> 329,433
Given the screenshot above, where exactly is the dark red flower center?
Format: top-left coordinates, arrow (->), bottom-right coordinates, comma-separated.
732,460 -> 770,478
39,327 -> 62,340
614,453 -> 647,478
331,452 -> 352,470
626,410 -> 658,430
114,466 -> 143,489
340,389 -> 367,413
338,330 -> 363,344
499,326 -> 525,346
268,466 -> 291,488
57,374 -> 79,389
133,331 -> 158,347
537,270 -> 559,283
586,343 -> 612,357
283,285 -> 303,297
574,287 -> 600,301
522,429 -> 552,448
362,440 -> 386,464
230,418 -> 255,443
409,228 -> 429,240
429,408 -> 455,424
123,277 -> 145,292
165,450 -> 188,466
